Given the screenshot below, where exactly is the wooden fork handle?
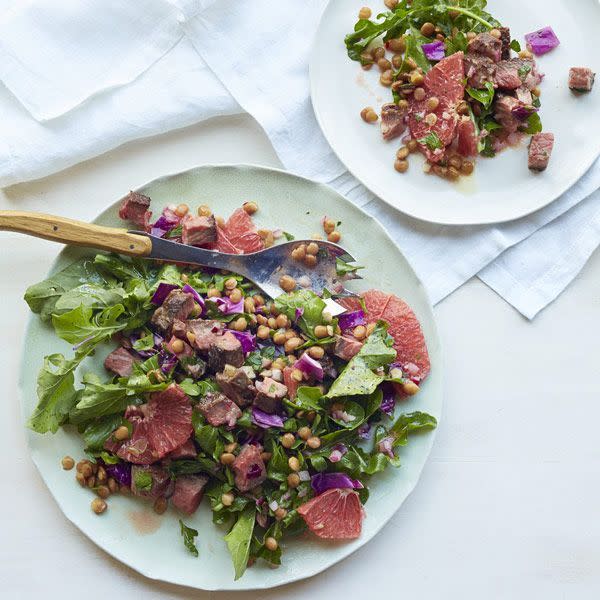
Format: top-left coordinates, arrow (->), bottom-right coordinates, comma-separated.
0,211 -> 152,256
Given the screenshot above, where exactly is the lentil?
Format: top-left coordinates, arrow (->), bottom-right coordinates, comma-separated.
265,537 -> 279,551
307,345 -> 324,359
175,203 -> 189,217
372,47 -> 385,61
384,0 -> 398,9
327,230 -> 341,243
298,426 -> 312,440
153,497 -> 168,514
96,485 -> 110,499
220,452 -> 236,465
287,473 -> 301,488
225,277 -> 237,290
358,6 -> 371,19
420,22 -> 435,37
314,325 -> 329,339
229,288 -> 243,303
107,478 -> 119,494
284,337 -> 302,353
275,507 -> 288,521
394,159 -> 409,173
197,204 -> 212,217
279,275 -> 296,292
426,96 -> 440,111
288,456 -> 301,471
377,58 -> 392,72
257,325 -> 271,339
61,456 -> 75,470
380,69 -> 394,87
425,113 -> 438,126
242,201 -> 258,215
460,160 -> 474,176
304,254 -> 318,268
413,87 -> 426,101
353,325 -> 367,340
388,37 -> 406,53
323,218 -> 336,234
281,433 -> 295,448
171,338 -> 185,353
207,287 -> 221,298
307,436 -> 321,449
91,498 -> 107,515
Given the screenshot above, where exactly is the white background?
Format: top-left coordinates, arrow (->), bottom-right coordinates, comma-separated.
1,114 -> 599,599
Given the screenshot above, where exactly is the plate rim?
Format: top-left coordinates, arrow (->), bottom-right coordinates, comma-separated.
19,162 -> 444,591
309,0 -> 600,226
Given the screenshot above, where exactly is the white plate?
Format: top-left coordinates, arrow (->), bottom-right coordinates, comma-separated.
19,165 -> 443,591
310,0 -> 600,224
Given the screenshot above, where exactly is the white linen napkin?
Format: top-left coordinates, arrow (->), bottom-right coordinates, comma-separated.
182,0 -> 600,318
0,0 -> 185,121
0,0 -> 598,319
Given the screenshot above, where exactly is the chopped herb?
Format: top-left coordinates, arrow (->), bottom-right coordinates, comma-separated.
166,225 -> 183,239
466,81 -> 495,110
179,520 -> 199,557
518,64 -> 532,79
510,39 -> 521,52
282,231 -> 295,241
134,471 -> 153,491
417,131 -> 443,151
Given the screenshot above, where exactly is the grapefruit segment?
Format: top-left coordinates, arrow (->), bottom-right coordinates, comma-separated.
298,488 -> 363,540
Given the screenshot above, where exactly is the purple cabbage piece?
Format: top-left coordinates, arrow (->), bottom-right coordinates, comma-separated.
208,296 -> 244,315
151,283 -> 179,305
294,307 -> 304,323
150,207 -> 180,238
310,472 -> 363,495
512,104 -> 539,121
158,349 -> 178,374
357,422 -> 371,439
525,26 -> 560,56
380,382 -> 396,416
104,462 -> 132,487
337,309 -> 366,331
230,330 -> 257,355
295,352 -> 324,381
252,407 -> 285,429
421,40 -> 445,61
182,284 -> 205,312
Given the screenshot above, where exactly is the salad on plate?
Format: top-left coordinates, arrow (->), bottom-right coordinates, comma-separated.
346,0 -> 594,180
25,192 -> 436,580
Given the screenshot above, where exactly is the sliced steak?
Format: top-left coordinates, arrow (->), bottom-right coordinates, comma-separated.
182,214 -> 218,246
283,366 -> 299,400
186,319 -> 224,351
130,465 -> 173,499
456,117 -> 478,157
171,474 -> 209,514
528,133 -> 554,171
151,289 -> 195,333
515,86 -> 533,105
333,335 -> 363,361
197,392 -> 242,428
380,103 -> 407,140
169,437 -> 197,460
494,60 -> 522,90
104,347 -> 137,378
216,365 -> 256,407
118,191 -> 152,228
232,444 -> 266,492
207,332 -> 244,371
464,54 -> 496,89
172,319 -> 188,339
569,67 -> 595,92
467,32 -> 502,63
494,94 -> 521,133
254,377 -> 288,413
499,27 -> 511,60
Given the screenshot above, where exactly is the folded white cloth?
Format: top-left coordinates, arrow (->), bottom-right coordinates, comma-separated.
182,0 -> 600,317
0,0 -> 184,120
0,0 -> 598,319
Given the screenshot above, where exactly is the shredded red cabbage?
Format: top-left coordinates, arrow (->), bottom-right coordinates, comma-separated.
295,352 -> 324,381
421,40 -> 445,61
252,407 -> 285,429
230,330 -> 257,355
357,422 -> 371,439
150,207 -> 180,237
104,462 -> 132,487
181,284 -> 205,311
337,310 -> 366,331
512,104 -> 538,120
158,349 -> 178,374
380,382 -> 396,416
525,26 -> 560,56
311,472 -> 363,495
208,296 -> 244,314
151,283 -> 179,305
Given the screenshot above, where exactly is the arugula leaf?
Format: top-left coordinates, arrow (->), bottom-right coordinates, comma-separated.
274,290 -> 327,337
329,401 -> 364,428
53,284 -> 126,315
466,81 -> 495,109
524,113 -> 543,134
336,258 -> 364,277
404,27 -> 431,72
290,386 -> 323,411
326,325 -> 396,398
510,39 -> 521,52
417,131 -> 443,151
134,470 -> 153,491
81,413 -> 125,451
389,411 -> 437,446
518,63 -> 532,79
224,506 -> 256,580
28,351 -> 88,433
282,231 -> 295,241
94,253 -> 150,282
52,304 -> 126,345
179,520 -> 199,557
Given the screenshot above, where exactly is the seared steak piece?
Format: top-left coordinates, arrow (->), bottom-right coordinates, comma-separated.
456,117 -> 478,157
494,94 -> 521,133
282,366 -> 299,400
186,319 -> 224,351
130,465 -> 173,499
494,60 -> 522,90
467,32 -> 502,63
380,103 -> 407,140
232,444 -> 266,492
464,54 -> 496,89
180,355 -> 207,379
197,392 -> 242,428
171,319 -> 187,339
104,347 -> 137,378
168,438 -> 197,460
118,191 -> 152,228
499,27 -> 511,60
569,67 -> 595,92
216,365 -> 256,407
207,332 -> 244,371
254,377 -> 288,413
182,214 -> 218,246
171,474 -> 209,514
333,335 -> 363,361
151,289 -> 195,333
528,133 -> 554,171
515,86 -> 533,105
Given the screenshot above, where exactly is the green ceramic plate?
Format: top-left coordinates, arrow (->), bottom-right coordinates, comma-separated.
19,165 -> 443,591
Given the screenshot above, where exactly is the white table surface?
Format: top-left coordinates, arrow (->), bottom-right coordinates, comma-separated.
1,114 -> 599,600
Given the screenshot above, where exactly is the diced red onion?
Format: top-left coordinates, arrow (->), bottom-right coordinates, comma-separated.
150,282 -> 179,305
377,436 -> 394,458
295,352 -> 324,381
298,470 -> 311,482
337,310 -> 366,331
328,443 -> 348,464
150,207 -> 180,237
525,26 -> 560,56
512,104 -> 538,121
268,500 -> 279,511
421,40 -> 445,61
380,383 -> 396,416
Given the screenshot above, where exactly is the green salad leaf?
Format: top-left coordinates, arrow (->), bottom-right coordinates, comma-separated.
524,113 -> 543,134
417,131 -> 444,151
274,290 -> 327,337
134,470 -> 153,491
466,81 -> 495,109
52,304 -> 127,345
224,506 -> 256,580
389,411 -> 438,446
179,520 -> 199,557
